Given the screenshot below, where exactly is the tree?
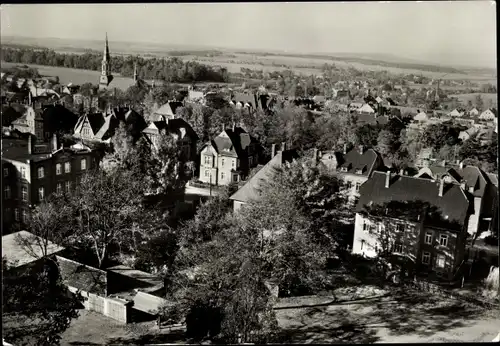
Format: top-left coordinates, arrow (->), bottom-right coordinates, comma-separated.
355,123 -> 380,147
18,194 -> 72,262
475,94 -> 484,110
421,122 -> 462,151
67,168 -> 148,268
3,259 -> 83,346
459,134 -> 498,173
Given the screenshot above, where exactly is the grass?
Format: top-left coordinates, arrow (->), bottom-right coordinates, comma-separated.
275,286 -> 500,343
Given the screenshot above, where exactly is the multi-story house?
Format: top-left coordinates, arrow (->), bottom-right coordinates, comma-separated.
11,104 -> 44,139
2,134 -> 98,233
229,143 -> 299,211
352,171 -> 472,280
198,124 -> 260,186
142,117 -> 198,163
152,101 -> 184,121
320,145 -> 385,201
414,163 -> 498,238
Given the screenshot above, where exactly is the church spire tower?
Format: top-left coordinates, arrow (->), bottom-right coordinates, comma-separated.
99,32 -> 113,90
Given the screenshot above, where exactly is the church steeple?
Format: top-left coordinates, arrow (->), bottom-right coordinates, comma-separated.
99,32 -> 113,90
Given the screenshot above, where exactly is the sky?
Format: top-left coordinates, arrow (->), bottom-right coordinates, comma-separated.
1,2 -> 497,68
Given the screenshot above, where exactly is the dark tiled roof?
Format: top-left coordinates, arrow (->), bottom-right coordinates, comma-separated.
230,149 -> 300,203
356,172 -> 470,230
339,148 -> 382,177
42,105 -> 79,134
1,104 -> 25,126
86,113 -> 106,134
56,255 -> 107,295
213,127 -> 254,158
457,166 -> 489,198
234,92 -> 257,108
2,138 -> 52,162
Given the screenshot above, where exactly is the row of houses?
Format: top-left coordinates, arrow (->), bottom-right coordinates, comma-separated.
227,144 -> 498,282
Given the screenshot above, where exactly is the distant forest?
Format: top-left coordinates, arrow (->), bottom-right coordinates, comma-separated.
0,47 -> 230,83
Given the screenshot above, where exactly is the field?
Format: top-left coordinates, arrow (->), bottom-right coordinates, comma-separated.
453,93 -> 498,107
1,62 -> 136,90
2,36 -> 497,84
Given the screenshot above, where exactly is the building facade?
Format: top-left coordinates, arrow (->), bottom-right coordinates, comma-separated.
352,171 -> 472,280
2,135 -> 98,233
199,125 -> 260,186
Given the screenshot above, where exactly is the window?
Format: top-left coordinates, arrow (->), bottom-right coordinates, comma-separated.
221,158 -> 225,167
21,209 -> 27,223
37,166 -> 44,179
56,183 -> 62,194
439,234 -> 448,247
21,187 -> 28,201
65,181 -> 71,193
341,166 -> 348,172
436,254 -> 445,268
233,174 -> 238,182
14,208 -> 19,221
394,243 -> 403,253
21,167 -> 26,179
38,187 -> 44,201
232,160 -> 235,168
363,221 -> 369,232
425,232 -> 433,245
3,167 -> 8,177
221,172 -> 225,180
204,170 -> 209,177
204,155 -> 211,165
355,182 -> 361,192
422,251 -> 431,265
4,185 -> 11,199
249,156 -> 253,166
81,158 -> 87,170
396,223 -> 405,233
64,162 -> 71,173
56,163 -> 62,175
361,239 -> 365,250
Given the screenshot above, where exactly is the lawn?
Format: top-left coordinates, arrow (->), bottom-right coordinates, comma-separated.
274,285 -> 500,343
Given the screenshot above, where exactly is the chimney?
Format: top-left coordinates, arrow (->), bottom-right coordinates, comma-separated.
385,170 -> 391,188
281,141 -> 286,151
313,148 -> 319,162
271,143 -> 276,158
438,178 -> 444,197
399,169 -> 404,176
468,186 -> 475,193
222,123 -> 225,131
358,145 -> 364,155
343,143 -> 347,155
459,161 -> 464,170
51,133 -> 58,152
460,181 -> 467,190
28,135 -> 33,154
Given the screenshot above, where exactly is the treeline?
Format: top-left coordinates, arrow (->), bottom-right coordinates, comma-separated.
0,47 -> 230,83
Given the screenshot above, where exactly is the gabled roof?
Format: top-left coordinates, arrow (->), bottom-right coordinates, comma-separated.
94,114 -> 119,140
358,104 -> 375,113
56,255 -> 107,295
211,127 -> 255,158
143,118 -> 198,141
154,101 -> 183,118
233,92 -> 257,108
230,149 -> 300,203
356,172 -> 470,230
339,148 -> 382,177
457,166 -> 489,198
